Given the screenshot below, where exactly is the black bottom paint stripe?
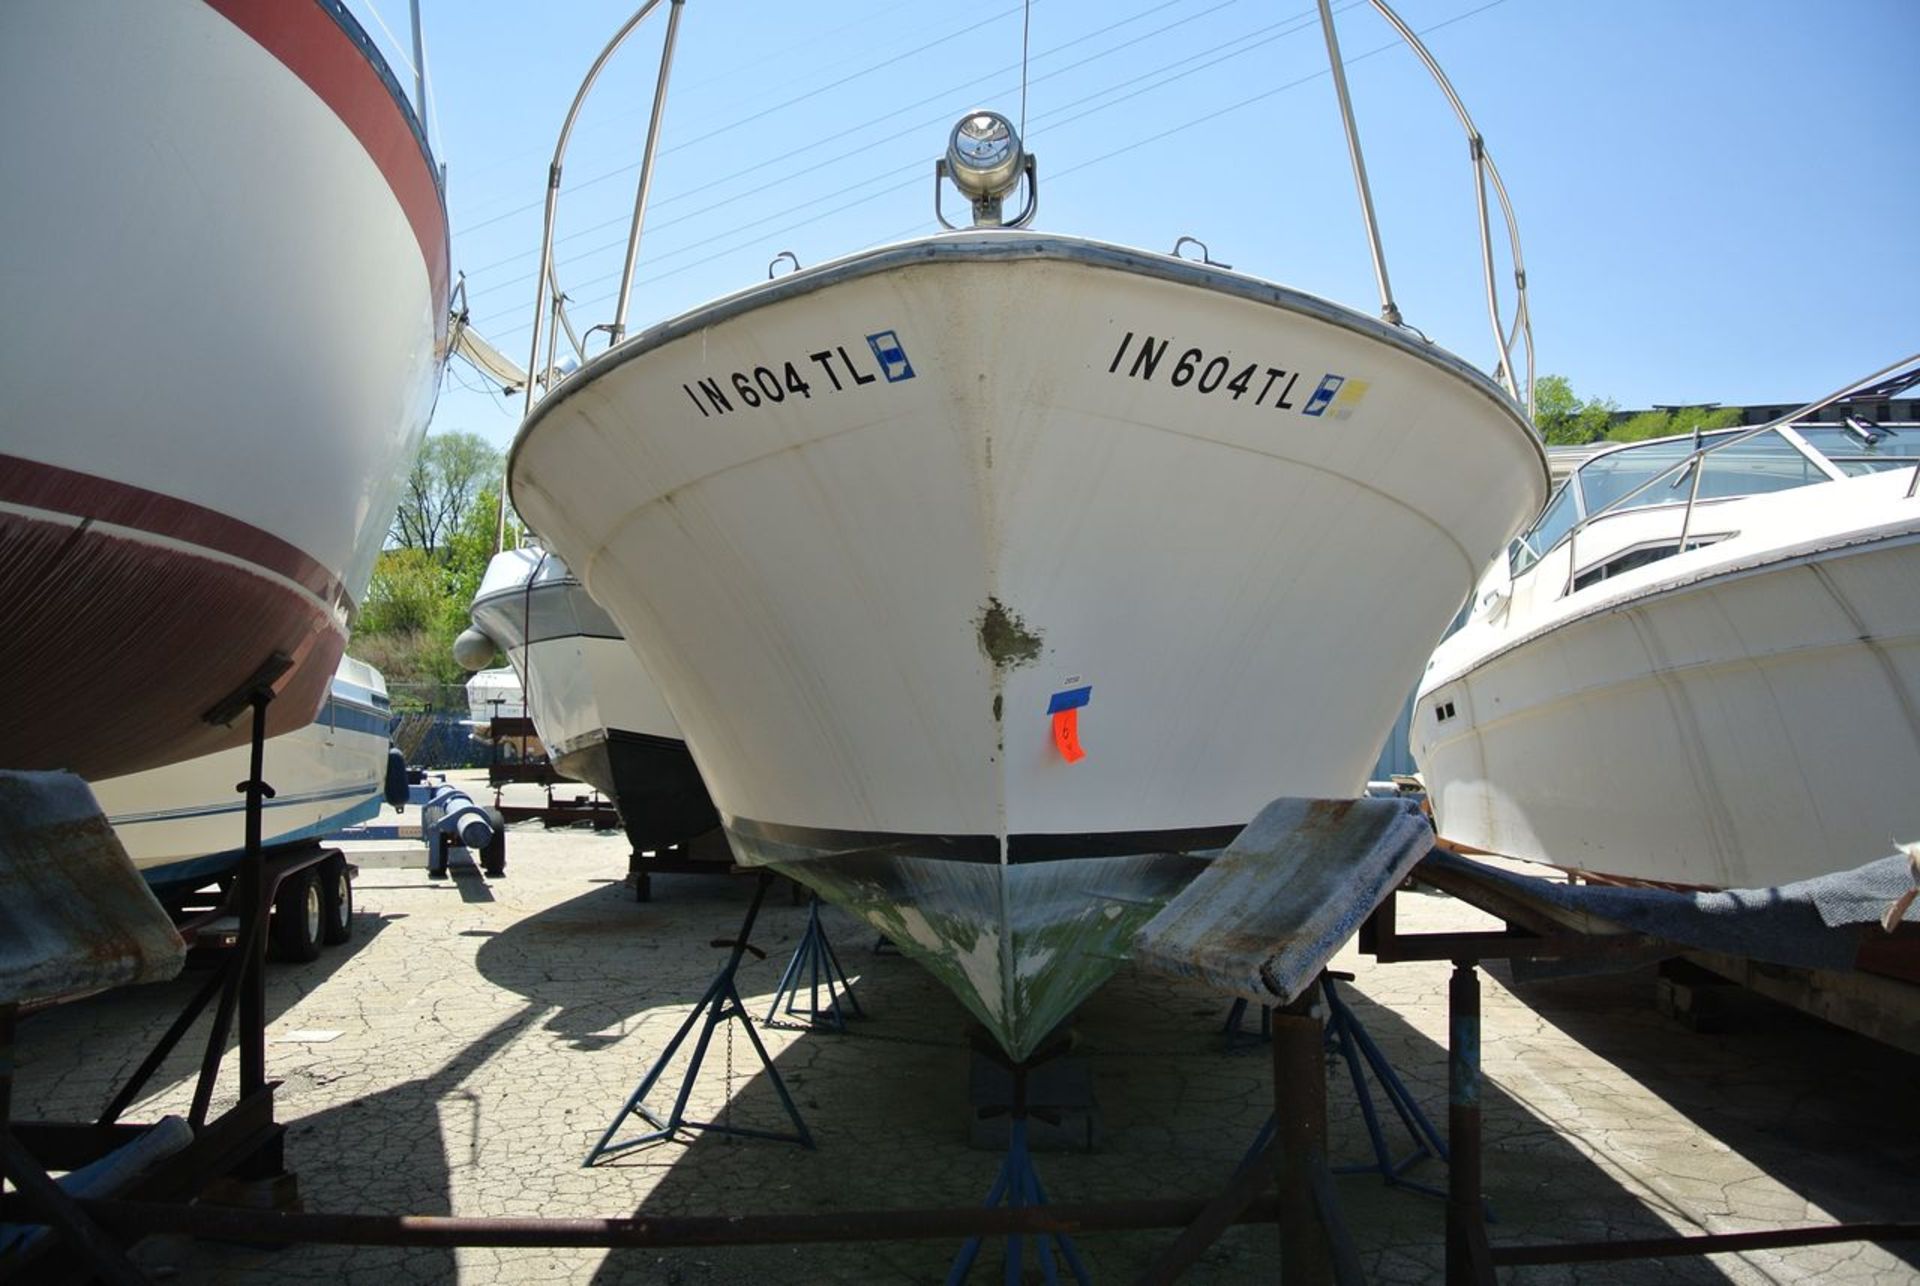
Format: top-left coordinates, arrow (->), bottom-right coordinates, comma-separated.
1008,824 -> 1242,862
725,817 -> 1242,865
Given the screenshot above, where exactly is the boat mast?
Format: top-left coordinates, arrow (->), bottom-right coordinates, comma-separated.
409,0 -> 429,150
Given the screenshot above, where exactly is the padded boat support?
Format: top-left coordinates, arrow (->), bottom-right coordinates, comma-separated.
1131,796 -> 1434,1006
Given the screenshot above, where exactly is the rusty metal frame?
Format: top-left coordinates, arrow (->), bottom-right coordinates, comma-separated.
1,691 -> 313,1282
0,982 -> 1354,1284
1358,853 -> 1920,1284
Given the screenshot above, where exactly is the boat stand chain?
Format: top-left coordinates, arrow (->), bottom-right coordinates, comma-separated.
1235,972 -> 1458,1203
585,874 -> 813,1163
764,897 -> 863,1031
947,1048 -> 1092,1286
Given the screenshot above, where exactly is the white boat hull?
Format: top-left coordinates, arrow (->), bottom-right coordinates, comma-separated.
1417,472 -> 1920,889
91,658 -> 395,890
512,233 -> 1546,1054
0,0 -> 447,780
466,668 -> 528,729
468,550 -> 718,850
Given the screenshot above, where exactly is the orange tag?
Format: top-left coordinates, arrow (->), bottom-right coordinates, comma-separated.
1052,708 -> 1085,763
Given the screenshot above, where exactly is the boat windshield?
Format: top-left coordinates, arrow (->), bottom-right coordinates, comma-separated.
1691,429 -> 1831,499
1508,482 -> 1578,574
1574,437 -> 1703,516
1509,427 -> 1837,575
1792,423 -> 1920,476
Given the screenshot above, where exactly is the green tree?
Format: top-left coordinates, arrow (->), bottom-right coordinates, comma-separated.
1532,374 -> 1617,445
1606,409 -> 1675,443
1605,404 -> 1743,444
359,546 -> 444,634
355,435 -> 518,690
390,431 -> 502,554
1668,404 -> 1745,437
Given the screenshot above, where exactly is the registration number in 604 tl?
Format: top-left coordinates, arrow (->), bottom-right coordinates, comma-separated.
1106,330 -> 1368,420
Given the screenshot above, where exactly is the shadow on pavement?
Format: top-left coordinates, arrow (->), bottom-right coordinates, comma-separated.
1481,960 -> 1920,1273
586,954 -> 1919,1283
13,907 -> 397,1120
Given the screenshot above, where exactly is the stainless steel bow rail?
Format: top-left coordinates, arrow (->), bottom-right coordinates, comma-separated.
521,0 -> 685,435
1317,0 -> 1535,414
515,0 -> 1539,442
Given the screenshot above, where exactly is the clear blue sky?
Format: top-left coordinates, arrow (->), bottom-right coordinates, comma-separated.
355,0 -> 1918,451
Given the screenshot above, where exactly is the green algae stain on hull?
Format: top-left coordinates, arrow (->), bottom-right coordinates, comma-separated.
977,597 -> 1042,670
758,845 -> 1210,1060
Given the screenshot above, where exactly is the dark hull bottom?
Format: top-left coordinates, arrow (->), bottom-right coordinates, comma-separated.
726,821 -> 1218,1060
554,729 -> 720,855
0,508 -> 341,780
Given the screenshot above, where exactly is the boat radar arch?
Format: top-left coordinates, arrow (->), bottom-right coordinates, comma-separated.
936,110 -> 1037,230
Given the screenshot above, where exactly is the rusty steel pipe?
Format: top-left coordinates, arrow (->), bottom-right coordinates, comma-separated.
1446,960 -> 1494,1285
1492,1223 -> 1920,1266
70,1194 -> 1284,1250
1272,995 -> 1333,1285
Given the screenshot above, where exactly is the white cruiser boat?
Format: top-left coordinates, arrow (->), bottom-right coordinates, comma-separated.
465,667 -> 528,731
455,548 -> 719,852
506,2 -> 1547,1057
0,0 -> 449,781
1417,360 -> 1920,890
91,657 -> 399,894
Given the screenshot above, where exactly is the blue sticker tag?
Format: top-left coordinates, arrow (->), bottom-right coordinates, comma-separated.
1047,685 -> 1092,714
1302,373 -> 1345,417
866,330 -> 915,382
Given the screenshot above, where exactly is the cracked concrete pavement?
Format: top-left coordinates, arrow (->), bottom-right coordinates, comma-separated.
11,805 -> 1918,1283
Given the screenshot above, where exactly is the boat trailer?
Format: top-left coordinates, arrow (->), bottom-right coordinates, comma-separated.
0,681 -> 346,1284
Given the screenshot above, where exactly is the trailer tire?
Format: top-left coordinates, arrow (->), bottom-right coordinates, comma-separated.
270,868 -> 323,963
320,855 -> 353,946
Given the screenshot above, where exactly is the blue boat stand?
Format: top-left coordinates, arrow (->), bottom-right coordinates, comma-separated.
585,874 -> 813,1163
765,896 -> 864,1031
1236,971 -> 1456,1203
948,1033 -> 1092,1286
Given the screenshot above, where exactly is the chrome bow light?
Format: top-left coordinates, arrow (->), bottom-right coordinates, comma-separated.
935,110 -> 1037,230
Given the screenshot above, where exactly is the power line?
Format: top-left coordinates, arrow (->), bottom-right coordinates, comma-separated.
1050,0 -> 1510,184
458,0 -> 1238,296
456,0 -> 1030,237
451,0 -> 926,192
470,0 -> 1516,348
468,3 -> 1342,328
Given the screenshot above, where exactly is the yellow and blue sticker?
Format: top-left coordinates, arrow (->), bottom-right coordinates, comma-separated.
1303,374 -> 1370,420
866,330 -> 915,383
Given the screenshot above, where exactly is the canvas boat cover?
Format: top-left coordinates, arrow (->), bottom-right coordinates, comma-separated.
0,771 -> 185,1007
1131,796 -> 1435,1005
1427,848 -> 1920,976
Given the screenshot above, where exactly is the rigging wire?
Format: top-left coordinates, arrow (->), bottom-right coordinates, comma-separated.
360,0 -> 417,81
470,0 -> 1514,347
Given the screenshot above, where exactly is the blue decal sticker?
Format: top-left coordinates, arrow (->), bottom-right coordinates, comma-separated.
1302,374 -> 1345,417
866,329 -> 915,382
1047,685 -> 1093,714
